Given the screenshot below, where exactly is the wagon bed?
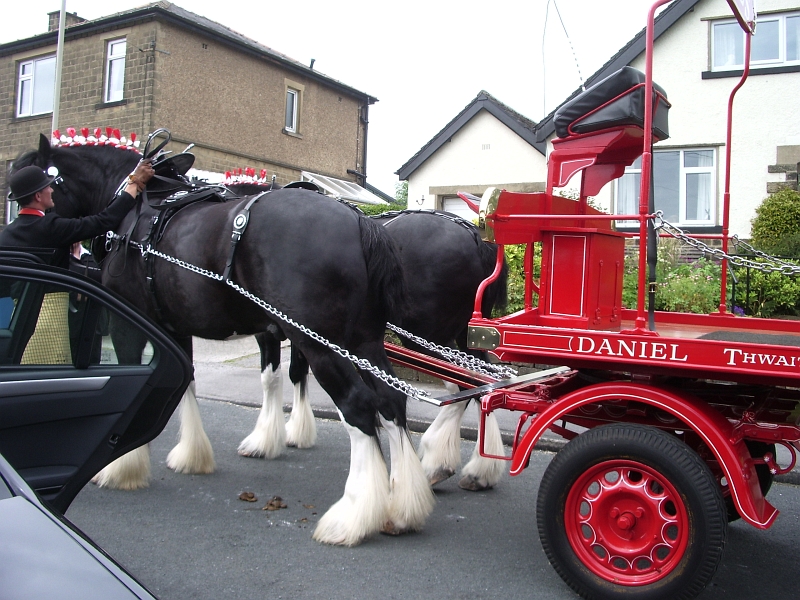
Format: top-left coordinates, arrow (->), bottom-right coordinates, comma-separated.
469,309 -> 800,388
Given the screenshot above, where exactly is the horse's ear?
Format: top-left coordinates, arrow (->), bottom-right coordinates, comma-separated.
38,133 -> 51,163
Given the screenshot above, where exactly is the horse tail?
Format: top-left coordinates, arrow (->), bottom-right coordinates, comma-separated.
478,240 -> 508,318
358,215 -> 407,325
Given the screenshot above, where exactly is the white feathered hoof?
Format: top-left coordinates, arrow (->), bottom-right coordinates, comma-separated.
166,384 -> 215,474
427,466 -> 456,487
418,400 -> 466,486
458,473 -> 494,491
238,367 -> 286,458
383,421 -> 436,535
92,445 -> 151,490
237,408 -> 285,459
312,419 -> 389,546
313,492 -> 387,547
167,440 -> 215,474
285,380 -> 316,448
458,412 -> 505,491
381,519 -> 414,536
237,430 -> 284,459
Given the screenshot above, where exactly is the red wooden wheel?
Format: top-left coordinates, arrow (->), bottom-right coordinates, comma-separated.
564,460 -> 689,585
537,423 -> 727,600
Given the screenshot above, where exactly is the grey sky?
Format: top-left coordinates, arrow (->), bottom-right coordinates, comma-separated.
3,1 -> 671,195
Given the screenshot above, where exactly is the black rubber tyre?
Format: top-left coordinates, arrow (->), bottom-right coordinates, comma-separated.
537,423 -> 727,600
725,441 -> 775,522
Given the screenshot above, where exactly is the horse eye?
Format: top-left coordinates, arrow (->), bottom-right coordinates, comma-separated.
47,166 -> 59,177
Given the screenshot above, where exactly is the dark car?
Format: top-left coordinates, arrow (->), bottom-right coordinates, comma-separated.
0,249 -> 192,598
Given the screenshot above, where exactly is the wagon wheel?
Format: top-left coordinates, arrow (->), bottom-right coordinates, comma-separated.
725,440 -> 775,522
537,423 -> 727,600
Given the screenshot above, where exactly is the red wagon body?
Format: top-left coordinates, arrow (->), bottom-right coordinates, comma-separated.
389,1 -> 796,596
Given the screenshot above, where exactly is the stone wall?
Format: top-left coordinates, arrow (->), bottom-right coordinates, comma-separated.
767,145 -> 800,194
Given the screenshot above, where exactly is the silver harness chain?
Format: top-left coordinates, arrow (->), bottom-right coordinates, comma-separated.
654,212 -> 800,275
386,322 -> 516,379
122,239 -> 443,401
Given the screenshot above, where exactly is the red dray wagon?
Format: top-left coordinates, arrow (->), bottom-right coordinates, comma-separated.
388,1 -> 796,597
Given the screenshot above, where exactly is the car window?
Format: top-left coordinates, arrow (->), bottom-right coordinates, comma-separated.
0,275 -> 154,367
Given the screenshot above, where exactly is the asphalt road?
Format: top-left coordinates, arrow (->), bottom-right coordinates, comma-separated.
65,338 -> 800,599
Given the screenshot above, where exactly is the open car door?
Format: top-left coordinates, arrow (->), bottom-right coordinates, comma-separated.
0,251 -> 192,514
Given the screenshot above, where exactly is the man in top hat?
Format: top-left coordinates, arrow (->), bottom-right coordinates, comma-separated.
0,160 -> 154,269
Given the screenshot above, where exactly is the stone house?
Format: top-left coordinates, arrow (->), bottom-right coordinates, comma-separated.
0,2 -> 379,224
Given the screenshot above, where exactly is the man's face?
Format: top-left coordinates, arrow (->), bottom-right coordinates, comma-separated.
34,186 -> 55,210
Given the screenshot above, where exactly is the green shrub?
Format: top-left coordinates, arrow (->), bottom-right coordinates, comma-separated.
358,202 -> 404,216
503,243 -> 541,314
750,189 -> 800,254
657,260 -> 722,313
622,239 -> 724,314
736,263 -> 800,317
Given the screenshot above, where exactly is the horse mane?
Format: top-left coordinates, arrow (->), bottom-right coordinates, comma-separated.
14,135 -> 140,218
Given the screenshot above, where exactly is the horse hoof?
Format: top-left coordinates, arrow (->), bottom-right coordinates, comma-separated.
458,475 -> 493,492
428,467 -> 456,486
238,448 -> 265,458
380,520 -> 412,536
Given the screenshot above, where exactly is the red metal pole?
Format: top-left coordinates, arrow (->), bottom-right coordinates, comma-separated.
719,32 -> 752,314
473,245 -> 506,319
634,0 -> 672,332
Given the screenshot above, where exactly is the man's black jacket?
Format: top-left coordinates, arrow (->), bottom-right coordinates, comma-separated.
0,191 -> 137,268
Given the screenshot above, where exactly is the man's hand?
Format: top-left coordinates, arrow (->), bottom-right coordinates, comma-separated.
131,159 -> 155,189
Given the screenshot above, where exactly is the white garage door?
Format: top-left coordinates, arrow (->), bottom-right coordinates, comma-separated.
442,196 -> 476,221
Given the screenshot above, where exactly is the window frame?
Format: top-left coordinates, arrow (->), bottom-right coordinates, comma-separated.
614,147 -> 717,228
104,38 -> 127,103
285,88 -> 299,133
16,54 -> 56,118
711,11 -> 800,71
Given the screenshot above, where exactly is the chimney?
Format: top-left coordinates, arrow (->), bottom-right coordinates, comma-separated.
48,11 -> 87,32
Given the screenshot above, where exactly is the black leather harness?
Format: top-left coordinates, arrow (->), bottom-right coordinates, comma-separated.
135,186 -> 267,331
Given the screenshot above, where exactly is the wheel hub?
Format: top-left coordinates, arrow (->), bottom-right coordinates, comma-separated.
565,460 -> 690,586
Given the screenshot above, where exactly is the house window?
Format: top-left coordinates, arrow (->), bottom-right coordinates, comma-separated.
16,55 -> 56,117
712,12 -> 800,70
285,88 -> 299,132
104,38 -> 126,103
615,149 -> 716,226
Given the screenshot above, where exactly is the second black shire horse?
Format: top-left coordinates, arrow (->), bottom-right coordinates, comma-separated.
14,134 -> 435,546
230,177 -> 509,491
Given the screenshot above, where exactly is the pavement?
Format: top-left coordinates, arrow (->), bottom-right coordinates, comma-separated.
191,336 -> 800,485
191,336 -> 566,453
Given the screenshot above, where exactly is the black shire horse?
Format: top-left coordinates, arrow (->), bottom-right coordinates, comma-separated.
376,210 -> 509,491
229,176 -> 510,491
269,209 -> 511,491
14,134 -> 435,546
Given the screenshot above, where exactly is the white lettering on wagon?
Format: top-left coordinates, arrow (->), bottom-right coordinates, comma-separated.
723,348 -> 797,367
575,337 -> 688,362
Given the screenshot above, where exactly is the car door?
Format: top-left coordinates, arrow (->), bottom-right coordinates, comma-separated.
0,252 -> 192,514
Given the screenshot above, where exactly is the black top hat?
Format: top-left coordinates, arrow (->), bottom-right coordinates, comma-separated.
8,166 -> 56,202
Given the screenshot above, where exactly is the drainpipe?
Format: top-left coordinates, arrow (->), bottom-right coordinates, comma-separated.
360,103 -> 369,185
51,0 -> 67,136
347,169 -> 366,186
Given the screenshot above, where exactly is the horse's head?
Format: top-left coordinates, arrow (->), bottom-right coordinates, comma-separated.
13,133 -> 140,218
